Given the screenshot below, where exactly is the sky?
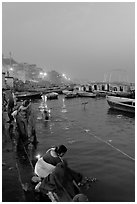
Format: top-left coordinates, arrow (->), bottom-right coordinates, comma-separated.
2,2 -> 135,82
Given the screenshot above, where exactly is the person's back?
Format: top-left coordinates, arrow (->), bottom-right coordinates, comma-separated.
8,93 -> 14,108
34,145 -> 67,178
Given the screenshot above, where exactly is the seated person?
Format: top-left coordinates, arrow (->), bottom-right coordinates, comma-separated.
34,145 -> 67,178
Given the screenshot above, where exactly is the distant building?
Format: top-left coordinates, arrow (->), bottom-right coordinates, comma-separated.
47,70 -> 62,85
15,70 -> 26,82
74,82 -> 133,93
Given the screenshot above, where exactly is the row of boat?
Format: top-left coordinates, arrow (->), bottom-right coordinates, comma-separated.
15,91 -> 58,101
63,90 -> 96,98
15,90 -> 135,114
64,91 -> 135,114
15,90 -> 97,101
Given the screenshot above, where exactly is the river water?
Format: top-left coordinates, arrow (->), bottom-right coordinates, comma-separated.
30,95 -> 135,202
3,94 -> 134,202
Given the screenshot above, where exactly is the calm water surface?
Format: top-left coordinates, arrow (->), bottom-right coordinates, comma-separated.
30,95 -> 135,202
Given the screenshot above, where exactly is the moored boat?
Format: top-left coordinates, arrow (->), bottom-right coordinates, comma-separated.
15,92 -> 42,101
62,90 -> 72,95
65,92 -> 77,99
77,91 -> 96,98
107,91 -> 134,98
93,90 -> 107,97
46,92 -> 58,100
106,96 -> 135,113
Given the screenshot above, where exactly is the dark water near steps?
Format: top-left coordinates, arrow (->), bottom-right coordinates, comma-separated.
3,95 -> 135,202
32,95 -> 135,202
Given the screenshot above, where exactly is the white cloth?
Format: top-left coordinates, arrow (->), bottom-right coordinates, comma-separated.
11,110 -> 18,122
34,157 -> 55,178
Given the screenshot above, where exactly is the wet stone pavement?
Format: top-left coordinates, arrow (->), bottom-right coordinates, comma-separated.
2,111 -> 25,202
2,111 -> 51,202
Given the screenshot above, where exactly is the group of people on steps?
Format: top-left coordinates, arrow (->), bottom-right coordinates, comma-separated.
2,89 -> 37,146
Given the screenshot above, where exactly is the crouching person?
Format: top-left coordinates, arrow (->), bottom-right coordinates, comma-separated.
34,145 -> 67,179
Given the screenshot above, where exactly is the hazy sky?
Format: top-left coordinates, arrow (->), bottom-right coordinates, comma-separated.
2,2 -> 135,82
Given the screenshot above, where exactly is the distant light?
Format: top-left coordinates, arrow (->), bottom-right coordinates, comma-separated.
62,73 -> 65,77
36,154 -> 41,159
44,72 -> 47,76
9,68 -> 13,71
40,72 -> 43,75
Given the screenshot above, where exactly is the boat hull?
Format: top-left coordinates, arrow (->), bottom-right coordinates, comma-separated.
107,96 -> 135,113
46,92 -> 58,100
77,92 -> 96,98
15,92 -> 42,101
65,93 -> 77,99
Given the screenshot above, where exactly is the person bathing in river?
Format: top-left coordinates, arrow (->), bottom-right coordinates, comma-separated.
34,145 -> 67,179
40,95 -> 50,120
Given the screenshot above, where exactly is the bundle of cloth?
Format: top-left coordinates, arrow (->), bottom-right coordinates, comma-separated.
39,161 -> 83,201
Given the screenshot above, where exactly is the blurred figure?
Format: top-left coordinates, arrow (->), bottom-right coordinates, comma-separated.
40,95 -> 50,120
16,100 -> 31,143
2,92 -> 7,112
7,90 -> 16,123
43,108 -> 50,120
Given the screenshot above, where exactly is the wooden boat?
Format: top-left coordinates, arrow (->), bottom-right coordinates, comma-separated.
65,92 -> 77,99
107,91 -> 134,98
77,91 -> 96,98
15,92 -> 42,101
106,96 -> 135,113
93,90 -> 107,97
46,92 -> 58,100
62,90 -> 72,95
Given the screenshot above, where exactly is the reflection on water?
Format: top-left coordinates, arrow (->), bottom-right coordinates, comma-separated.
107,108 -> 135,118
61,97 -> 68,113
